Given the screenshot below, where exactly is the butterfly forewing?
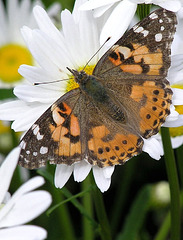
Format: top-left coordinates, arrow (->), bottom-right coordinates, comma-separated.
92,8 -> 176,139
19,89 -> 82,169
93,8 -> 176,79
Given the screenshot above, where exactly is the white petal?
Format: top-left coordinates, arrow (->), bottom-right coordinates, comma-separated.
79,0 -> 119,10
143,137 -> 163,160
93,4 -> 115,18
0,147 -> 20,204
0,225 -> 47,240
100,0 -> 137,47
18,65 -> 67,91
158,1 -> 181,12
14,85 -> 61,103
0,0 -> 8,44
47,3 -> 61,19
11,104 -> 50,132
0,100 -> 27,121
168,55 -> 183,84
172,88 -> 183,105
171,135 -> 183,149
54,164 -> 73,188
102,166 -> 115,178
73,161 -> 91,182
164,105 -> 179,123
33,6 -> 64,44
0,191 -> 51,228
0,177 -> 45,222
92,166 -> 112,192
164,114 -> 183,127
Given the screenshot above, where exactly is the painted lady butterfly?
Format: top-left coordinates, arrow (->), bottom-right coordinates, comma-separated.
19,8 -> 177,169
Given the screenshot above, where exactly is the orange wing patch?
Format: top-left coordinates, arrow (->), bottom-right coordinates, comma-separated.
88,125 -> 143,167
130,80 -> 172,138
49,102 -> 81,163
109,43 -> 163,75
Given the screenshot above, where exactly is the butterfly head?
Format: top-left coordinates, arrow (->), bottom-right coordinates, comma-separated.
67,67 -> 88,85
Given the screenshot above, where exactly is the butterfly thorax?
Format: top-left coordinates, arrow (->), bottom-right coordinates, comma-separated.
67,67 -> 126,122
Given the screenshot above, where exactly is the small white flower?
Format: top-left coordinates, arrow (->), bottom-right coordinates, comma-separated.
0,147 -> 52,240
0,0 -> 60,88
0,0 -> 178,192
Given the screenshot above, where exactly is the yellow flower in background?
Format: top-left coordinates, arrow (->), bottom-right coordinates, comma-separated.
0,0 -> 60,88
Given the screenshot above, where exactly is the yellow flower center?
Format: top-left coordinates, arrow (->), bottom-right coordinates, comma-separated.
169,85 -> 183,137
0,121 -> 10,134
66,65 -> 95,92
0,204 -> 5,210
0,44 -> 33,83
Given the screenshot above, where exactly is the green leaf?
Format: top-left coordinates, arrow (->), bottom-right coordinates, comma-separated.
117,185 -> 152,240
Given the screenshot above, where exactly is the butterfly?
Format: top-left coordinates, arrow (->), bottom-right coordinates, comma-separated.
18,8 -> 177,169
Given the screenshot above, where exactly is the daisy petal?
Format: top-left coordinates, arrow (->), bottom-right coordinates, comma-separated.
163,114 -> 183,127
158,1 -> 181,12
93,4 -> 114,18
171,135 -> 183,149
0,147 -> 20,204
54,164 -> 73,188
33,6 -> 64,44
11,103 -> 50,132
143,137 -> 163,160
0,225 -> 47,240
103,166 -> 115,178
172,88 -> 183,105
92,166 -> 112,192
0,191 -> 51,228
73,161 -> 91,182
100,0 -> 137,47
14,85 -> 61,103
79,0 -> 120,10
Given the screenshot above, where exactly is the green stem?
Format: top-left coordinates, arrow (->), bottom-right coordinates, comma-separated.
111,159 -> 136,236
91,177 -> 112,240
136,4 -> 151,20
176,145 -> 183,188
82,176 -> 94,240
161,127 -> 181,240
49,185 -> 76,240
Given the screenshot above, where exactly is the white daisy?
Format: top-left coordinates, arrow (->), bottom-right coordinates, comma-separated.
0,0 -> 60,88
79,0 -> 181,46
0,0 -> 177,192
0,147 -> 52,240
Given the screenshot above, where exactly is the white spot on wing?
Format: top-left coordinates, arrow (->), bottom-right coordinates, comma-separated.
160,26 -> 165,31
134,26 -> 144,33
118,46 -> 131,59
33,152 -> 38,156
155,33 -> 162,42
40,146 -> 48,154
26,150 -> 30,155
37,132 -> 43,140
33,124 -> 40,135
142,30 -> 149,37
149,12 -> 158,19
20,140 -> 26,149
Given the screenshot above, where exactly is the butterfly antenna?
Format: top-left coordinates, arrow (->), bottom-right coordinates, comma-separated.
33,78 -> 71,86
82,37 -> 111,71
